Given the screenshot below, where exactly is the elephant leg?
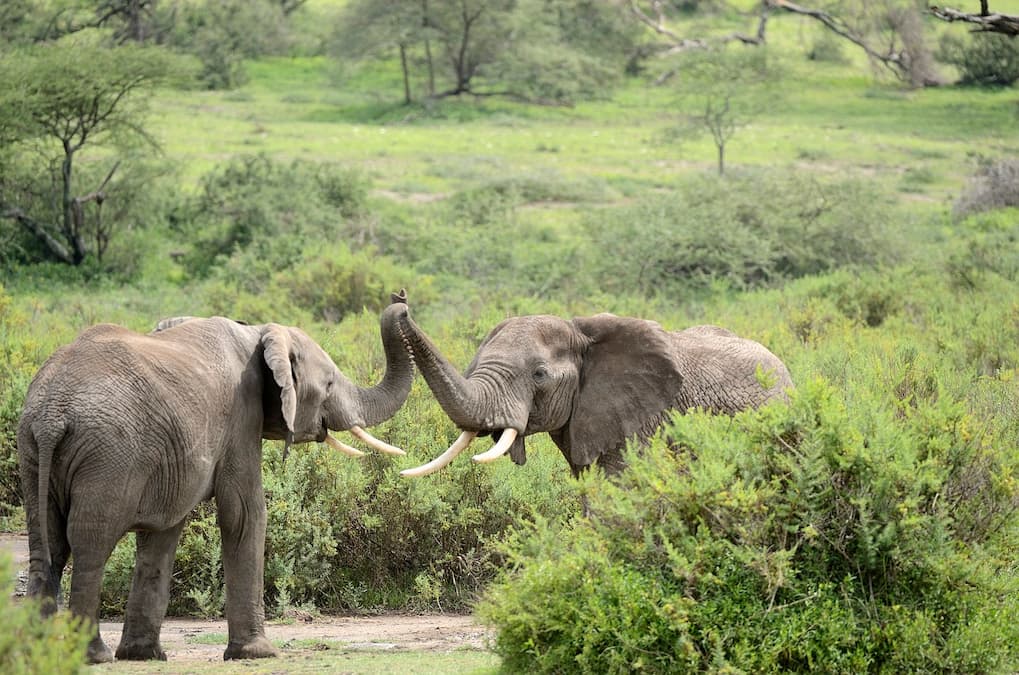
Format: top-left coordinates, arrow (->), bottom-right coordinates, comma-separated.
216,480 -> 278,660
66,527 -> 119,664
26,514 -> 69,617
115,523 -> 185,661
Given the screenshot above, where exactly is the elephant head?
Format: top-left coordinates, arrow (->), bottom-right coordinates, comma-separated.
392,307 -> 792,477
257,296 -> 412,458
154,290 -> 413,458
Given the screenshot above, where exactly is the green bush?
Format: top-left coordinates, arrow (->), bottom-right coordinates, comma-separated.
582,170 -> 898,297
478,378 -> 1019,673
0,554 -> 91,674
938,32 -> 1019,86
173,154 -> 371,280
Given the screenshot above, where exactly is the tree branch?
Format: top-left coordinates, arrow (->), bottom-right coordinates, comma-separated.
766,0 -> 908,79
1,205 -> 75,264
928,5 -> 1019,36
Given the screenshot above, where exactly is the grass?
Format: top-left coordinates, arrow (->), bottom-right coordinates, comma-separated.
153,43 -> 1018,221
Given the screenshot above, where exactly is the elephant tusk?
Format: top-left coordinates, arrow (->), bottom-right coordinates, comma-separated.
400,430 -> 478,477
349,425 -> 406,456
472,428 -> 518,464
324,433 -> 365,458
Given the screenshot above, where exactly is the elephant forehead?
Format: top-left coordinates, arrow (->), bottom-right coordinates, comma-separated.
488,316 -> 576,350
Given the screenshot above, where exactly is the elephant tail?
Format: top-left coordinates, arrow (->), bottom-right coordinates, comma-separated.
29,420 -> 64,574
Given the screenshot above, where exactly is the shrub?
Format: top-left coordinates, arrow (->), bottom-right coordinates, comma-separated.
478,378 -> 1019,673
938,32 -> 1019,86
173,155 -> 371,279
583,170 -> 898,297
0,554 -> 91,673
953,159 -> 1019,220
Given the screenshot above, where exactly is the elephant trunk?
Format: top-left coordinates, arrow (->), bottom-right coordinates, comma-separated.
352,301 -> 417,428
393,306 -> 487,431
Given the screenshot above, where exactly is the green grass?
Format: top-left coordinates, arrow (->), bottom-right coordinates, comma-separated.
152,26 -> 1019,218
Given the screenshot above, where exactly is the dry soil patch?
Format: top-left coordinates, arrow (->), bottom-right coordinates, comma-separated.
2,533 -> 491,665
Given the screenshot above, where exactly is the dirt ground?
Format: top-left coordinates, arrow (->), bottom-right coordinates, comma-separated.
1,533 -> 491,662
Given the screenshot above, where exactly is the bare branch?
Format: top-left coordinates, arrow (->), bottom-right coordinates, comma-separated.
766,0 -> 912,80
929,5 -> 1019,36
1,205 -> 75,264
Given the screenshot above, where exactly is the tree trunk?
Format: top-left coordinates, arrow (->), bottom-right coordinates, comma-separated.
60,143 -> 87,265
399,43 -> 412,105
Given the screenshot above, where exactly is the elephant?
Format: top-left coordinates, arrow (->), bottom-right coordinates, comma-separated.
392,307 -> 793,479
17,293 -> 414,664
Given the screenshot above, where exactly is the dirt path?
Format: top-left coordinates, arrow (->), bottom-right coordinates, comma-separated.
2,533 -> 491,662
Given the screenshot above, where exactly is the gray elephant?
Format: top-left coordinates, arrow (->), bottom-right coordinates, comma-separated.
17,296 -> 413,664
394,308 -> 792,478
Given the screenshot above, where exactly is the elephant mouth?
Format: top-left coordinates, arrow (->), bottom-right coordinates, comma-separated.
480,429 -> 527,465
309,418 -> 408,458
400,426 -> 524,477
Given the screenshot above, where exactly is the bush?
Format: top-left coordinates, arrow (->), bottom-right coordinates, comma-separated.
169,0 -> 291,89
172,154 -> 372,280
583,170 -> 898,297
953,159 -> 1019,220
0,554 -> 91,673
478,378 -> 1019,673
938,32 -> 1019,86
384,185 -> 586,302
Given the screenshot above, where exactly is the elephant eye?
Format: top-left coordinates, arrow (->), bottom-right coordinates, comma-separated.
533,366 -> 548,381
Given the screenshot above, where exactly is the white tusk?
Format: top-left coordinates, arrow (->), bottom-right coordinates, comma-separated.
349,425 -> 406,456
472,428 -> 519,464
324,433 -> 365,457
400,430 -> 478,478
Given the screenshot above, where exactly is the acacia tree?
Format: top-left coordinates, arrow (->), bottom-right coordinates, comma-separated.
668,47 -> 778,175
629,0 -> 941,87
332,0 -> 635,105
0,42 -> 171,266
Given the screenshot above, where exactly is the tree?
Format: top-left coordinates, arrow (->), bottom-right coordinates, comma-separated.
628,0 -> 942,87
0,0 -> 176,46
332,0 -> 636,105
0,42 -> 171,266
929,2 -> 1019,36
668,47 -> 778,175
332,0 -> 428,104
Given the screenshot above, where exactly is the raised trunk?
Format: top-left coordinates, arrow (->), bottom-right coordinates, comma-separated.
350,302 -> 417,427
392,307 -> 486,430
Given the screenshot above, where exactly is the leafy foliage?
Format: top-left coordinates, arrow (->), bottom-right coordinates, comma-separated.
938,31 -> 1019,86
172,155 -> 370,279
478,378 -> 1019,673
583,170 -> 897,296
168,0 -> 292,89
0,554 -> 91,673
0,40 -> 174,268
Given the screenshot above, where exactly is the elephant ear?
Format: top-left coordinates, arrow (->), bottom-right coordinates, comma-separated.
567,314 -> 684,470
261,324 -> 297,435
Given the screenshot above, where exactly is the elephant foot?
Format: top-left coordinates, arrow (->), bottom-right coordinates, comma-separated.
223,635 -> 279,660
87,637 -> 115,664
116,638 -> 167,661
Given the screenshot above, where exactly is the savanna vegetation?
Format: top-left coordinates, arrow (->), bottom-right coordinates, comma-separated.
2,0 -> 1019,672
